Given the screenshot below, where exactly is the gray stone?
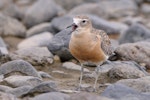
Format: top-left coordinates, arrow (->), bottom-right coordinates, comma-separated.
101,83 -> 150,100
7,85 -> 32,97
4,75 -> 42,87
0,85 -> 12,92
0,0 -> 12,9
117,76 -> 150,92
32,92 -> 70,100
141,3 -> 150,16
28,81 -> 57,94
119,23 -> 150,44
18,32 -> 53,49
2,3 -> 22,19
108,61 -> 146,81
26,23 -> 56,37
38,71 -> 53,79
23,0 -> 65,28
62,62 -> 89,72
69,0 -> 138,19
10,47 -> 53,65
47,28 -> 73,61
70,92 -> 113,100
115,41 -> 150,69
0,13 -> 26,37
0,37 -> 8,55
0,91 -> 17,100
0,60 -> 41,78
84,61 -> 147,83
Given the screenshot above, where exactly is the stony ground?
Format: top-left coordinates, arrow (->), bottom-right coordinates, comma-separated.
0,0 -> 150,100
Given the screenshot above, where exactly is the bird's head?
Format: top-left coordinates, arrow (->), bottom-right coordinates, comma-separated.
67,15 -> 92,31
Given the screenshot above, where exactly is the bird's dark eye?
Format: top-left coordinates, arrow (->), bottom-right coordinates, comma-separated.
82,20 -> 86,23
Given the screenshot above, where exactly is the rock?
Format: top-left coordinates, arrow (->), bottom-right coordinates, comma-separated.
51,15 -> 127,35
84,61 -> 147,83
7,85 -> 32,97
69,0 -> 138,19
47,28 -> 73,61
0,37 -> 8,55
0,0 -> 12,9
0,91 -> 17,100
115,41 -> 150,69
62,62 -> 89,72
32,92 -> 70,100
38,71 -> 52,79
10,47 -> 53,65
23,0 -> 65,28
141,3 -> 150,16
4,75 -> 42,87
51,15 -> 73,32
18,32 -> 53,49
119,23 -> 150,44
2,3 -> 22,19
26,23 -> 56,37
0,85 -> 12,92
0,60 -> 41,78
0,13 -> 26,37
70,92 -> 113,100
117,76 -> 150,92
28,81 -> 57,94
108,61 -> 146,82
101,83 -> 150,100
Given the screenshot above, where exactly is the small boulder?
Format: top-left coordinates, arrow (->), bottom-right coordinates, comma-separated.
10,47 -> 53,65
18,32 -> 53,49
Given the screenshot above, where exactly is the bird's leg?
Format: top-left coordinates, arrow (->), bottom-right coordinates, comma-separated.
78,63 -> 84,91
93,66 -> 100,91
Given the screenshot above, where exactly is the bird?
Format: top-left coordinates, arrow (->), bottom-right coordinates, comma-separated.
68,15 -> 113,91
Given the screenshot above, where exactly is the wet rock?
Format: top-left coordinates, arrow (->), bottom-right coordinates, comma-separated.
38,71 -> 53,79
0,91 -> 17,100
0,13 -> 26,37
4,75 -> 42,87
70,92 -> 113,100
23,0 -> 65,28
69,0 -> 138,19
62,62 -> 89,72
18,32 -> 53,49
32,92 -> 70,100
0,37 -> 8,55
115,41 -> 150,69
26,23 -> 56,37
47,28 -> 73,61
0,60 -> 40,78
10,47 -> 53,65
101,83 -> 150,100
28,81 -> 57,94
117,76 -> 150,92
119,23 -> 150,44
7,85 -> 32,97
108,61 -> 146,82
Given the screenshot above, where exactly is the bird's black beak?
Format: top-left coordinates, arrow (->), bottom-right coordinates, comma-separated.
66,23 -> 76,28
66,23 -> 78,31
